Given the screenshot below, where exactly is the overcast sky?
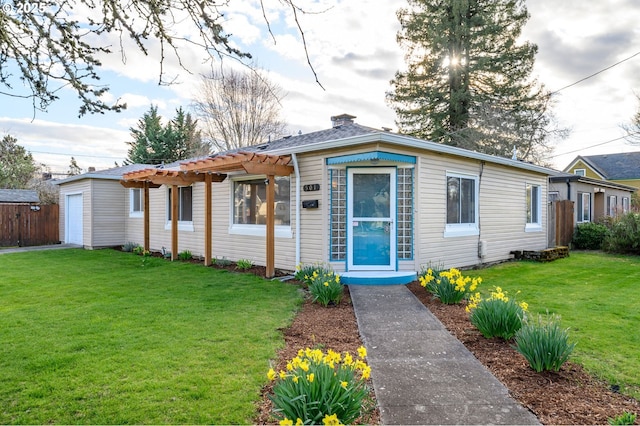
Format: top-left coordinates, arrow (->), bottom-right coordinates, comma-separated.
1,0 -> 639,173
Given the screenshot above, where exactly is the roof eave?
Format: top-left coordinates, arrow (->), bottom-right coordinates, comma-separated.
265,132 -> 553,175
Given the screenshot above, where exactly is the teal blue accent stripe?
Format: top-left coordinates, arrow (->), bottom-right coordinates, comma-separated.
326,151 -> 416,165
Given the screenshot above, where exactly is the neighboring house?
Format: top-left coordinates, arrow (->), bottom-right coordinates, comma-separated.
0,189 -> 40,205
549,171 -> 635,225
56,164 -> 151,247
564,152 -> 640,191
58,114 -> 554,283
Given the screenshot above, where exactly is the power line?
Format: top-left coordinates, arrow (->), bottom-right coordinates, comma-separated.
549,131 -> 640,158
28,149 -> 124,160
549,50 -> 640,96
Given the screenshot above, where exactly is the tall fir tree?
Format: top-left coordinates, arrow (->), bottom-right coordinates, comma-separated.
387,0 -> 563,163
125,106 -> 210,165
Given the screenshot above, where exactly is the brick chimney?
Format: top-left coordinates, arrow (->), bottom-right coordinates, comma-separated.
331,114 -> 356,128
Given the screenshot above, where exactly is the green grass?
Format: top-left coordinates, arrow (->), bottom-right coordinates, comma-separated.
0,249 -> 302,424
473,252 -> 640,400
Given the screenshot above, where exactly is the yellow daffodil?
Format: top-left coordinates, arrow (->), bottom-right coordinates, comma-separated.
292,376 -> 299,383
307,373 -> 315,382
295,419 -> 303,426
340,381 -> 348,389
280,418 -> 293,426
279,370 -> 287,379
322,413 -> 342,425
357,346 -> 367,359
267,368 -> 276,381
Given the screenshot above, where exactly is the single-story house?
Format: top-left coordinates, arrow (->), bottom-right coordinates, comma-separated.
564,152 -> 640,191
0,189 -> 40,205
58,114 -> 554,283
549,171 -> 636,225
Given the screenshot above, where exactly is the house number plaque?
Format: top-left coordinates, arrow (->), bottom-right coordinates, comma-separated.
303,184 -> 320,192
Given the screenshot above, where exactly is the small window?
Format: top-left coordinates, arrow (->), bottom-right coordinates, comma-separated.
608,195 -> 618,217
526,184 -> 541,231
623,197 -> 630,213
167,186 -> 193,222
577,192 -> 591,222
445,172 -> 478,237
130,188 -> 143,217
574,169 -> 586,177
233,176 -> 290,225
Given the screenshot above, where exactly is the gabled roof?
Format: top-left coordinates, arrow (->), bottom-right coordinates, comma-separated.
565,152 -> 640,180
0,189 -> 40,203
56,164 -> 153,185
250,122 -> 552,175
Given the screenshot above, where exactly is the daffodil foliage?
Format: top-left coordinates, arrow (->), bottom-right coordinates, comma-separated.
268,347 -> 370,425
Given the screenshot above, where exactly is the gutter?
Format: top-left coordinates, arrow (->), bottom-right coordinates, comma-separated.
292,153 -> 301,266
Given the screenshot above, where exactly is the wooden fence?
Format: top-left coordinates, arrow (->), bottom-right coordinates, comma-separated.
548,200 -> 574,247
0,204 -> 59,247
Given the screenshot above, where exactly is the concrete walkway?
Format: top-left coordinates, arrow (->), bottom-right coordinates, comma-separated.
0,243 -> 80,254
349,284 -> 539,425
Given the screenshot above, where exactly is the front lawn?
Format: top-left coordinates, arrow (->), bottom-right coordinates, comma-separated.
474,252 -> 640,400
0,249 -> 301,424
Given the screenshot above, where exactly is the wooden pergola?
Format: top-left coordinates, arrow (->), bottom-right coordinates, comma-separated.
120,152 -> 293,278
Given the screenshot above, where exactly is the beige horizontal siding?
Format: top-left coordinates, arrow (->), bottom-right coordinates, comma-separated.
58,180 -> 91,247
89,180 -> 126,248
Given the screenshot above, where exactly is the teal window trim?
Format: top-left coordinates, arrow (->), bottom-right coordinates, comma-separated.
326,151 -> 416,165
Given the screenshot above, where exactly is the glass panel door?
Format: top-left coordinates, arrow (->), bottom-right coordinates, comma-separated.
347,168 -> 396,270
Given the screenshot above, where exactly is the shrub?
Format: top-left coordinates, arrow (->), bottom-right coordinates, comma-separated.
122,241 -> 138,252
268,346 -> 370,425
236,258 -> 253,270
602,213 -> 640,254
468,287 -> 528,340
513,313 -> 575,372
178,250 -> 192,261
212,256 -> 231,266
608,411 -> 637,425
132,245 -> 145,255
419,267 -> 481,305
572,222 -> 609,250
308,270 -> 343,307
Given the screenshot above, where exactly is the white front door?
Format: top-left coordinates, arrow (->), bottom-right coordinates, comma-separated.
347,168 -> 396,271
66,194 -> 83,245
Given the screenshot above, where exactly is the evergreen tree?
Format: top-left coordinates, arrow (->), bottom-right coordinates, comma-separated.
125,106 -> 210,165
0,134 -> 38,189
387,0 -> 563,162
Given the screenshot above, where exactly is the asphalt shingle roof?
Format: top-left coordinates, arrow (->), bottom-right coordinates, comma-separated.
0,189 -> 40,203
580,152 -> 640,180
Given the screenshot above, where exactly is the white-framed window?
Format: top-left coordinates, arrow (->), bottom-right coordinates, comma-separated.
623,197 -> 630,213
165,186 -> 194,231
230,176 -> 292,238
574,169 -> 586,176
526,183 -> 542,231
445,172 -> 479,237
608,195 -> 618,217
577,192 -> 591,222
129,188 -> 143,218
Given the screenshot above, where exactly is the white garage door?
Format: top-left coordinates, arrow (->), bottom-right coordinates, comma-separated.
66,194 -> 83,245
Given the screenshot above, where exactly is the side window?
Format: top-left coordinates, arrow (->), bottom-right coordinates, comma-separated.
526,184 -> 541,231
130,188 -> 143,217
445,172 -> 478,237
577,192 -> 591,222
167,186 -> 193,222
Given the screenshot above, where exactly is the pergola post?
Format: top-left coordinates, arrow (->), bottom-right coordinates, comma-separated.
171,184 -> 178,261
204,173 -> 212,266
143,181 -> 150,252
266,174 -> 275,278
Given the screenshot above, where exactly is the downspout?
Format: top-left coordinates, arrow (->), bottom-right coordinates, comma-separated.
566,179 -> 571,201
292,153 -> 301,266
